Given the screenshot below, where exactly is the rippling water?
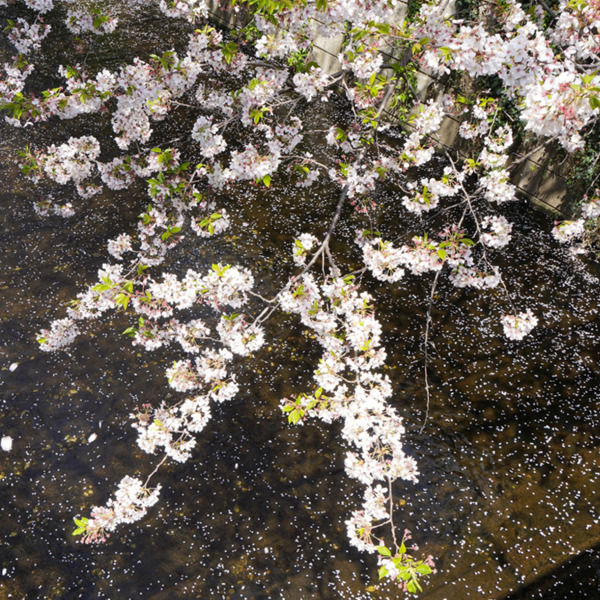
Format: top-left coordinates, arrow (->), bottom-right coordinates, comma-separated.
1,4 -> 600,599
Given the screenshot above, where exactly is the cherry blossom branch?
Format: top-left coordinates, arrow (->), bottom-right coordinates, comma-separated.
444,150 -> 518,313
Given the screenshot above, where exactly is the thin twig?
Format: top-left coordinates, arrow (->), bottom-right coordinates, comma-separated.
420,268 -> 442,434
419,202 -> 468,433
388,476 -> 399,552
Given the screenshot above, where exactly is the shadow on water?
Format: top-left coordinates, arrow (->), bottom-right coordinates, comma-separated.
501,544 -> 600,600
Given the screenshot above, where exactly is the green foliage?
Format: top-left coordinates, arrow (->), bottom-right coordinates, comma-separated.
160,225 -> 181,242
407,0 -> 425,19
250,106 -> 271,124
123,316 -> 145,338
219,41 -> 238,65
151,147 -> 176,168
2,91 -> 40,121
281,388 -> 328,424
564,104 -> 600,205
92,278 -> 135,311
150,50 -> 177,71
454,0 -> 481,19
197,212 -> 224,235
387,56 -> 418,122
17,145 -> 42,177
72,517 -> 89,536
376,543 -> 434,594
237,20 -> 260,43
287,48 -> 315,73
261,174 -> 271,187
211,263 -> 231,277
231,0 -> 307,24
356,72 -> 394,99
90,9 -> 109,30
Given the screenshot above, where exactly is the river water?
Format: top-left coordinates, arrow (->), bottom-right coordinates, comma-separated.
1,3 -> 600,600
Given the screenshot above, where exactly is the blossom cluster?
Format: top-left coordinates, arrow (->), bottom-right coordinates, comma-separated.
158,0 -> 208,23
292,67 -> 330,101
416,0 -> 600,152
23,0 -> 54,13
6,18 -> 51,55
552,219 -> 585,243
0,61 -> 34,108
32,198 -> 74,218
57,245 -> 260,537
78,477 -> 161,544
480,215 -> 513,249
37,318 -> 80,352
292,233 -> 319,266
65,8 -> 118,35
501,309 -> 539,341
278,267 -> 418,556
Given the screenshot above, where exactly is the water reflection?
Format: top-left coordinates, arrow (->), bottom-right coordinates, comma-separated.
1,4 -> 600,600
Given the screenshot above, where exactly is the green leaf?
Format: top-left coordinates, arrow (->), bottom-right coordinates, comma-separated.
251,108 -> 264,124
115,293 -> 130,310
377,545 -> 392,556
378,565 -> 389,580
416,563 -> 433,575
160,226 -> 181,242
93,14 -> 109,29
73,516 -> 88,535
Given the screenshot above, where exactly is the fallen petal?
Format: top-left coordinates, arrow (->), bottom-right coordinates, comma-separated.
1,436 -> 13,452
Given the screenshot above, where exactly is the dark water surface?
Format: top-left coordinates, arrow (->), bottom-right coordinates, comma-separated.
1,4 -> 600,600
